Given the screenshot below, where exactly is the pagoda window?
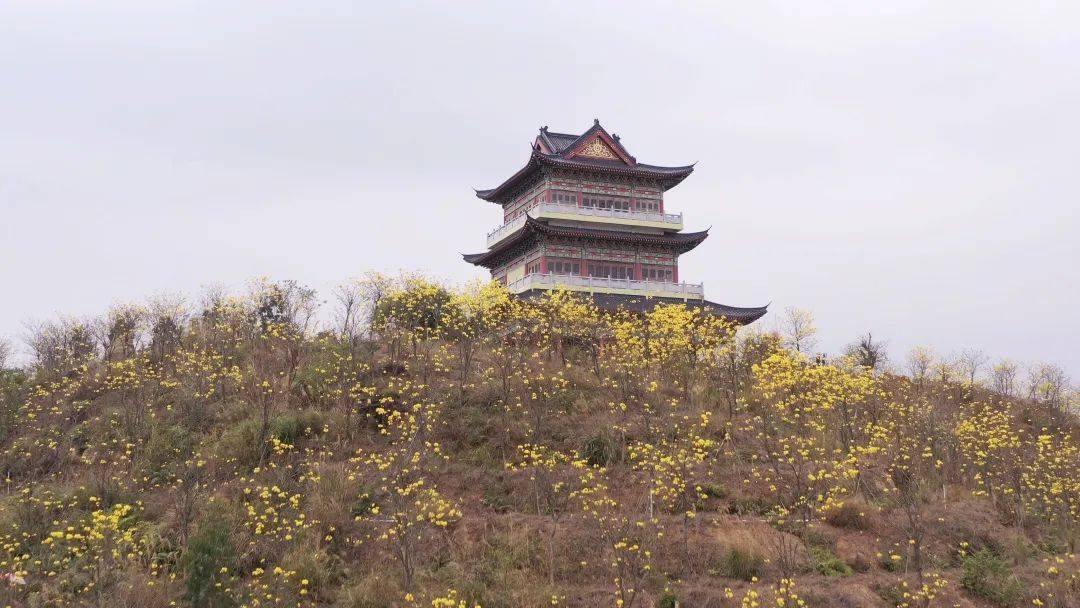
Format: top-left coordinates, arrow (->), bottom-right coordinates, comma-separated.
548,259 -> 581,276
552,190 -> 578,207
525,260 -> 541,275
583,194 -> 631,212
641,265 -> 674,282
587,263 -> 634,280
636,199 -> 660,213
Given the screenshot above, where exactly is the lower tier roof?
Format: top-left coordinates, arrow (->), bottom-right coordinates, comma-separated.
463,217 -> 708,269
513,289 -> 768,325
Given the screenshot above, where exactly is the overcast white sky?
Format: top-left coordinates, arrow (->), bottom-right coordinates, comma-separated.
1,1 -> 1077,376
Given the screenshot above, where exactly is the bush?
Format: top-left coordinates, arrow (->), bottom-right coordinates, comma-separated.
282,542 -> 340,600
481,477 -> 512,512
579,433 -> 621,467
881,553 -> 904,572
351,488 -> 378,518
726,496 -> 771,516
876,584 -> 907,607
714,548 -> 765,581
699,483 -> 728,499
182,509 -> 237,608
139,423 -> 193,484
215,411 -> 325,468
824,502 -> 869,530
960,549 -> 1025,607
0,369 -> 28,442
271,409 -> 326,445
214,416 -> 264,468
657,592 -> 680,608
810,546 -> 852,577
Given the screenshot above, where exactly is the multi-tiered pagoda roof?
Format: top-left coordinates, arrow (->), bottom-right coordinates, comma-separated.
464,120 -> 767,325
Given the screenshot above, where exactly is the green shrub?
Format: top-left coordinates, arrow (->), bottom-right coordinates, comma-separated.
881,553 -> 904,572
801,529 -> 832,549
182,510 -> 237,608
140,423 -> 193,484
714,548 -> 765,581
657,592 -> 680,608
214,417 -> 264,467
726,496 -> 771,516
961,549 -> 1024,607
876,584 -> 907,607
810,546 -> 852,577
351,488 -> 377,518
215,410 -> 326,468
700,483 -> 728,499
481,477 -> 512,512
271,409 -> 326,445
0,369 -> 28,442
579,433 -> 620,467
1036,538 -> 1066,555
282,543 -> 340,598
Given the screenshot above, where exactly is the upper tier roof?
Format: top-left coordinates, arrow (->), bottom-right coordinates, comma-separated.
476,120 -> 695,204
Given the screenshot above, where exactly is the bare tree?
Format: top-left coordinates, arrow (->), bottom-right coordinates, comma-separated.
247,280 -> 318,466
96,304 -> 147,362
24,317 -> 98,375
780,306 -> 817,354
933,355 -> 958,384
906,346 -> 935,386
1026,362 -> 1071,414
991,358 -> 1020,398
0,337 -> 10,370
844,332 -> 888,370
148,295 -> 187,365
331,280 -> 366,343
358,271 -> 396,337
958,348 -> 989,386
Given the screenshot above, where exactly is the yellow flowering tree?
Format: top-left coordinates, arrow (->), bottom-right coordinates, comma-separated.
351,389 -> 459,590
953,400 -> 1025,519
571,464 -> 655,608
1023,431 -> 1080,552
750,352 -> 868,521
628,411 -> 717,570
506,444 -> 585,584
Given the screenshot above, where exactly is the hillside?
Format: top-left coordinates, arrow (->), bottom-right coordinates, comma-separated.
0,277 -> 1076,608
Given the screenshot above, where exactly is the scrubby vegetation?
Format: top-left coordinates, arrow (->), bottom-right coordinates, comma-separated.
0,275 -> 1076,607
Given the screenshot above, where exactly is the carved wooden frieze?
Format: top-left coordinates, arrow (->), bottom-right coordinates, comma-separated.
577,138 -> 619,160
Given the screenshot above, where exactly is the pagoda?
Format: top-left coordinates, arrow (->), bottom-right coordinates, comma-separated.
464,120 -> 767,324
